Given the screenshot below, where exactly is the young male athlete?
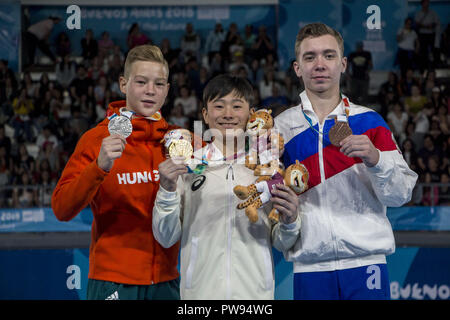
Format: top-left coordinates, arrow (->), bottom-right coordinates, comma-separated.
274,23 -> 418,300
52,45 -> 180,300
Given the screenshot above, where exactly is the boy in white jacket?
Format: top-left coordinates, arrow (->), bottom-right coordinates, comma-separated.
153,74 -> 301,299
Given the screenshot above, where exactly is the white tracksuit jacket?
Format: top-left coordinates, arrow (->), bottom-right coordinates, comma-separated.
274,91 -> 418,273
152,143 -> 301,299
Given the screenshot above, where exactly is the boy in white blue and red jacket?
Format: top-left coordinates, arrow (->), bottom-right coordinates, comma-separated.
274,23 -> 418,300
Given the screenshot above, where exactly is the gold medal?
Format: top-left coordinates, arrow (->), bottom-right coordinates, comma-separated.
168,139 -> 193,159
163,129 -> 193,159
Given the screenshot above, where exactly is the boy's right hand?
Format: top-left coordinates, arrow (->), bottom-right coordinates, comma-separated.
159,157 -> 188,192
97,134 -> 127,172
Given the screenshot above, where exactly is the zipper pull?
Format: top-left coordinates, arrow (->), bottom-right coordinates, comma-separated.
226,164 -> 234,180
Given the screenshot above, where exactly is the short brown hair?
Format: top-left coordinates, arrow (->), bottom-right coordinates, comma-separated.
295,23 -> 344,60
123,44 -> 169,79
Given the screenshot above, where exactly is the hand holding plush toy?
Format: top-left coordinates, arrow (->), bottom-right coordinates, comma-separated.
234,160 -> 309,223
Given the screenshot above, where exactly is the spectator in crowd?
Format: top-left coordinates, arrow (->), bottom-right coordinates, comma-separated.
0,59 -> 17,87
430,86 -> 446,109
253,25 -> 275,62
378,72 -> 401,118
127,23 -> 151,52
160,38 -> 180,71
168,103 -> 189,129
441,23 -> 450,58
22,16 -> 61,70
36,169 -> 54,207
405,84 -> 428,116
399,68 -> 420,97
98,31 -> 115,59
36,124 -> 59,151
262,52 -> 279,72
281,73 -> 301,106
55,32 -> 71,59
0,145 -> 12,187
347,41 -> 373,105
228,51 -> 250,75
439,173 -> 450,205
88,56 -> 106,82
248,58 -> 264,86
423,70 -> 437,99
401,138 -> 418,173
243,24 -> 256,63
107,53 -> 123,85
55,55 -> 77,89
81,29 -> 99,62
204,23 -> 225,63
209,52 -> 227,77
411,102 -> 432,150
0,125 -> 11,158
173,85 -> 198,122
221,22 -> 240,63
258,68 -> 276,100
36,72 -> 51,98
417,134 -> 442,174
396,17 -> 418,77
180,23 -> 201,63
61,121 -> 79,156
69,65 -> 95,103
261,82 -> 288,116
415,0 -> 441,70
94,75 -> 109,105
21,72 -> 38,100
11,88 -> 34,142
36,141 -> 60,176
12,144 -> 35,183
387,102 -> 409,144
432,104 -> 449,135
12,172 -> 37,208
422,155 -> 442,206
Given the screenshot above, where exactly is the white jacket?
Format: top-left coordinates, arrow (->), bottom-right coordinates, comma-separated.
274,91 -> 418,273
152,143 -> 301,300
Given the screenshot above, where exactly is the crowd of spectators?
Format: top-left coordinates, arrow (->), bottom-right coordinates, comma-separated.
0,10 -> 449,208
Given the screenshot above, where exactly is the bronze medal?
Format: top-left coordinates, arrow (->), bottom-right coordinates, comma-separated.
328,120 -> 352,147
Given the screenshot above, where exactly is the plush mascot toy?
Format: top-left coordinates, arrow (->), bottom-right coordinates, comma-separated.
245,109 -> 284,176
234,160 -> 309,223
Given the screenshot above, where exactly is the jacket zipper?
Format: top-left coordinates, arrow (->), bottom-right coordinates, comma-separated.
318,120 -> 339,264
225,164 -> 234,299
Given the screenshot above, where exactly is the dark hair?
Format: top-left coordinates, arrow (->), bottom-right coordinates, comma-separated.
202,74 -> 254,107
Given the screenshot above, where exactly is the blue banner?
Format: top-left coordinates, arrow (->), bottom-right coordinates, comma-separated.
2,206 -> 447,233
277,0 -> 342,71
387,206 -> 450,231
27,5 -> 276,58
0,208 -> 92,233
0,0 -> 20,72
1,247 -> 448,300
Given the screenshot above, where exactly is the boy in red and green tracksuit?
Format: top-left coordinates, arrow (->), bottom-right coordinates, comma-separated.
52,45 -> 179,300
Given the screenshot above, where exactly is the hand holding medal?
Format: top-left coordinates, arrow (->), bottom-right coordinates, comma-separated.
98,110 -> 134,172
159,129 -> 193,192
331,100 -> 379,167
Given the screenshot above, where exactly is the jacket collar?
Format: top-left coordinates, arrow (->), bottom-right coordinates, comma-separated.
102,100 -> 169,142
299,90 -> 350,123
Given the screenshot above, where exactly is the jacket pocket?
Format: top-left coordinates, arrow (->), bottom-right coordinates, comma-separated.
185,236 -> 199,289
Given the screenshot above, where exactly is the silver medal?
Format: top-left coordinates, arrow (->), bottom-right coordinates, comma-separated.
108,115 -> 133,138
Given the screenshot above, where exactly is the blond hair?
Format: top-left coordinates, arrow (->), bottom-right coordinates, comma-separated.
123,44 -> 169,79
295,23 -> 344,60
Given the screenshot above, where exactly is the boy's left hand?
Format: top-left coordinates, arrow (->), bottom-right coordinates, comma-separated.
339,135 -> 379,167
